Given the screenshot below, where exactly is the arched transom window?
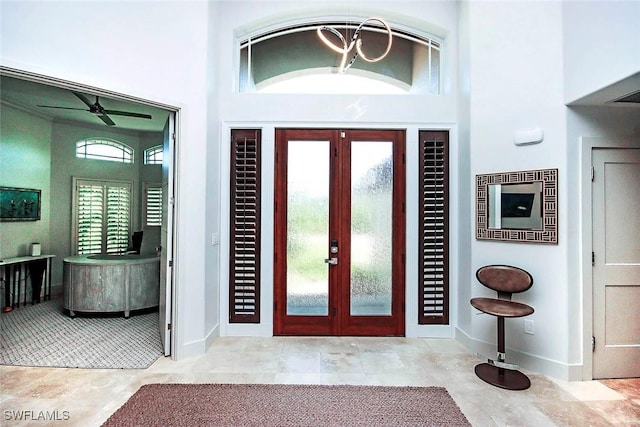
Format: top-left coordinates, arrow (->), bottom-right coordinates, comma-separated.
239,21 -> 441,94
76,138 -> 133,163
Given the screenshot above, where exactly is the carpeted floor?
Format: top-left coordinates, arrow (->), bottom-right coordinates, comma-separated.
102,383 -> 471,426
0,298 -> 162,369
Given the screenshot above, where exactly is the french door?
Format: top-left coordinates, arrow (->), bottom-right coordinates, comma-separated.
274,129 -> 405,336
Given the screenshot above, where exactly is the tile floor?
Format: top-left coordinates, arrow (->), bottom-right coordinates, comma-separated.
1,337 -> 638,426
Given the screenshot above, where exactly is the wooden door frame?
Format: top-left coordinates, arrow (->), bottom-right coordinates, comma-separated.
273,129 -> 339,335
273,128 -> 405,336
338,129 -> 406,336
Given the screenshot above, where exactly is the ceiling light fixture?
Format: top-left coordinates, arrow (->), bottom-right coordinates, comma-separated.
317,17 -> 393,73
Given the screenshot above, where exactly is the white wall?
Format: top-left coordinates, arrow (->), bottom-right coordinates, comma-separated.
562,0 -> 640,379
562,0 -> 640,103
1,0 -> 211,360
461,0 -> 640,381
205,0 -> 222,347
456,0 -> 473,337
0,105 -> 51,262
463,1 -> 571,379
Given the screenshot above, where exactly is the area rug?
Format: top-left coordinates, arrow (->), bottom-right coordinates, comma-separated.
0,298 -> 162,369
102,384 -> 470,426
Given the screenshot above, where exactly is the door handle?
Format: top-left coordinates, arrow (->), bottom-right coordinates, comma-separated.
324,257 -> 338,265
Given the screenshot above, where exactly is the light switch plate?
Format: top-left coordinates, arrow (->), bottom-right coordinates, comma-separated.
524,319 -> 535,335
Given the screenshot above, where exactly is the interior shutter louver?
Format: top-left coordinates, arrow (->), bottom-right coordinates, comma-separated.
229,129 -> 261,323
419,130 -> 449,325
77,183 -> 104,255
145,185 -> 163,227
106,184 -> 131,254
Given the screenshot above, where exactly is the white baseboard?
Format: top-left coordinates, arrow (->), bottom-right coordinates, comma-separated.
176,323 -> 220,361
205,323 -> 220,350
455,327 -> 584,382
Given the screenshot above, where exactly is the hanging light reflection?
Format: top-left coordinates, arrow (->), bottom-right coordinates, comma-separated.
316,17 -> 393,73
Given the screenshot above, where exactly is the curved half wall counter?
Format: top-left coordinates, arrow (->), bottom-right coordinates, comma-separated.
63,254 -> 160,318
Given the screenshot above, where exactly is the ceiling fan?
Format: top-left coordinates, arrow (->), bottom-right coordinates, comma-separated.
37,91 -> 152,126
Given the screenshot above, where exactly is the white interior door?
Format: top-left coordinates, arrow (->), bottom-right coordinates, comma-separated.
592,147 -> 640,378
159,115 -> 175,356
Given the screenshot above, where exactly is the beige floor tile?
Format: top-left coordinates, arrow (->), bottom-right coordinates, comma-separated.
1,337 -> 638,426
319,352 -> 365,374
550,377 -> 626,401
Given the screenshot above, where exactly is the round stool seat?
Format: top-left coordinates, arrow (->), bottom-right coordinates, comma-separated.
470,297 -> 534,318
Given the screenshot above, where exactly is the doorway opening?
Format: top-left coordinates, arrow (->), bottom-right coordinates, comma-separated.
0,68 -> 177,361
273,129 -> 405,336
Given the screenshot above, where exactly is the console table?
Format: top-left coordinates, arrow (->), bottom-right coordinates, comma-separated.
0,254 -> 55,312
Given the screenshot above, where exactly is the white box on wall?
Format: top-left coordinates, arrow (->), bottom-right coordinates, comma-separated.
31,243 -> 41,256
514,128 -> 544,146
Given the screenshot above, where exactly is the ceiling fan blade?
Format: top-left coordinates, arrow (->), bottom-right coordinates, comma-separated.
96,113 -> 116,126
40,90 -> 148,127
103,110 -> 152,119
37,105 -> 88,111
72,91 -> 95,109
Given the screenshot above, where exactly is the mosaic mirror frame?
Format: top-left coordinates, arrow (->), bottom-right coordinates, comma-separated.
476,168 -> 558,244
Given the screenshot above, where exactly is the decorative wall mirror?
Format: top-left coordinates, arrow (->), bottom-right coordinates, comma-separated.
476,168 -> 558,244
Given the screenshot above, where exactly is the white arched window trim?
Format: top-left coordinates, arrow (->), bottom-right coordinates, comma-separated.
238,20 -> 442,95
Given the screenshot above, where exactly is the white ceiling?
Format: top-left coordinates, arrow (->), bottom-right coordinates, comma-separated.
568,72 -> 640,107
1,75 -> 170,132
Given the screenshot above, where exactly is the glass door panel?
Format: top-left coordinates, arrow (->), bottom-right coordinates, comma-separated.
286,140 -> 330,315
274,128 -> 404,336
350,141 -> 393,316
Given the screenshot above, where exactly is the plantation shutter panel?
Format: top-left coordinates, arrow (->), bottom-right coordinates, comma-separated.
74,178 -> 132,256
229,129 -> 261,323
144,184 -> 163,227
418,130 -> 449,325
77,182 -> 105,255
106,184 -> 132,254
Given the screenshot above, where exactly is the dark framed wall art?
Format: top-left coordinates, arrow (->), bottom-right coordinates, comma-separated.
0,187 -> 42,221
